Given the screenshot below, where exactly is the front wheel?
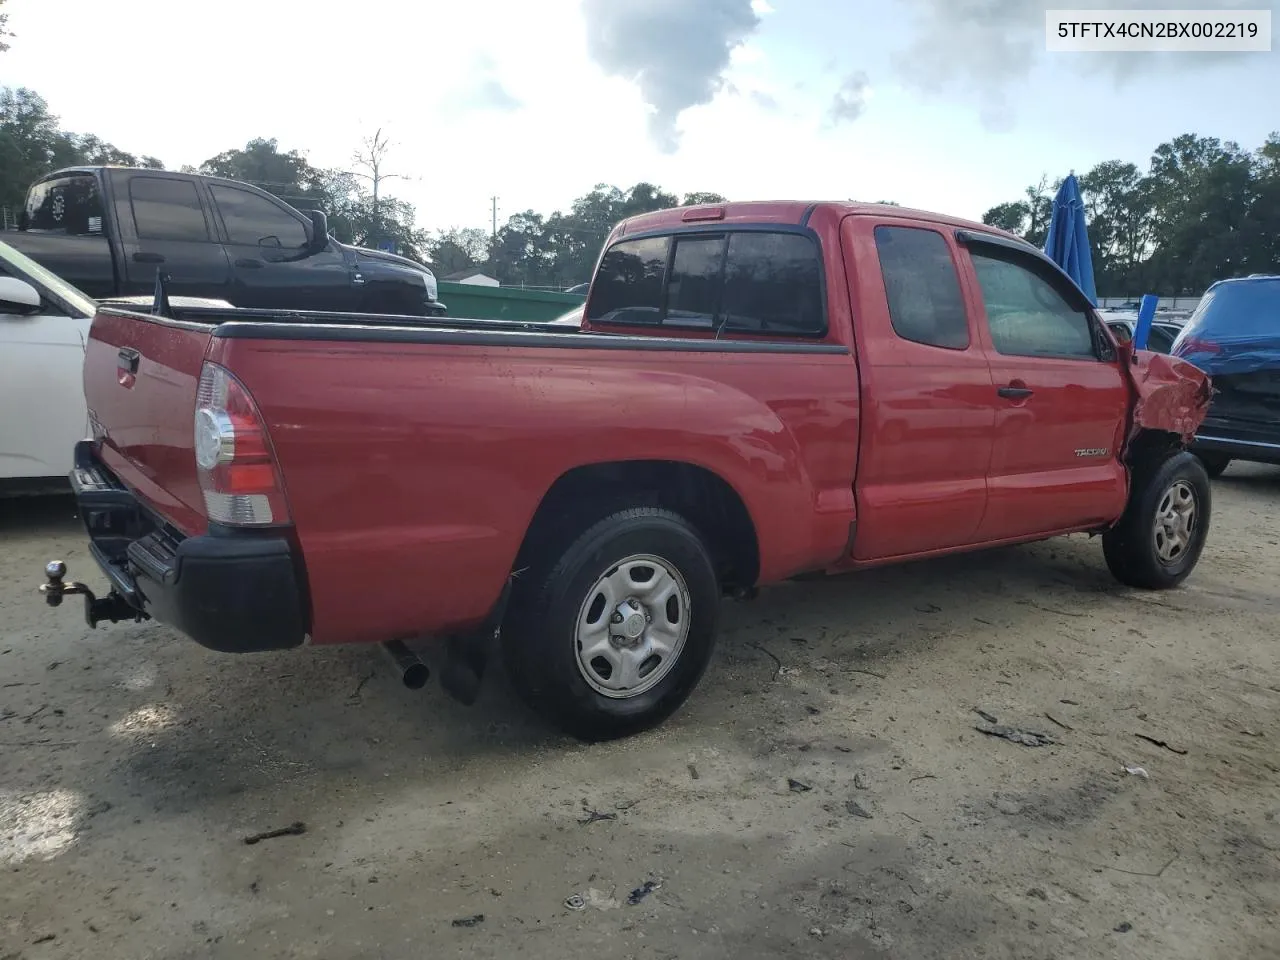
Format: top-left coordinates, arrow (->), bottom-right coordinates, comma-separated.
1103,452 -> 1211,589
501,507 -> 721,741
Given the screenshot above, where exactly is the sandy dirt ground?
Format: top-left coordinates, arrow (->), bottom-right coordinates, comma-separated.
2,465 -> 1278,960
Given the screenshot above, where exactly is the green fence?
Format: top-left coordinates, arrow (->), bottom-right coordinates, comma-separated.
438,281 -> 585,323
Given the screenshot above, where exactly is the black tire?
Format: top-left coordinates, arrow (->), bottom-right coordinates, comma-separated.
501,507 -> 720,741
1196,452 -> 1231,478
1103,451 -> 1211,589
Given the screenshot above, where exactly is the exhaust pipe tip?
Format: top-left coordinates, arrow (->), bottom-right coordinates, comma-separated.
401,660 -> 430,690
382,639 -> 430,690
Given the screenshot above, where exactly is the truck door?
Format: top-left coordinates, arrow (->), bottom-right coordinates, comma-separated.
120,175 -> 232,300
208,183 -> 357,311
842,217 -> 996,560
958,234 -> 1129,541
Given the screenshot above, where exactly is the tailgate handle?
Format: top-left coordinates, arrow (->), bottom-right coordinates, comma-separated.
133,252 -> 165,264
117,348 -> 140,375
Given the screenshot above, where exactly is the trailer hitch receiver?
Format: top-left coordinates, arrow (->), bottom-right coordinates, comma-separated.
39,560 -> 147,628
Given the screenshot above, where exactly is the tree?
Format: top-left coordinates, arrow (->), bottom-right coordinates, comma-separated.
1,86 -> 163,221
426,227 -> 490,276
196,137 -> 428,261
982,200 -> 1031,234
982,133 -> 1280,296
200,137 -> 327,209
682,191 -> 727,205
0,0 -> 11,54
350,128 -> 410,249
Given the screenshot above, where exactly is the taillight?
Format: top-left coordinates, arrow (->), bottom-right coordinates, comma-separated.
194,362 -> 291,526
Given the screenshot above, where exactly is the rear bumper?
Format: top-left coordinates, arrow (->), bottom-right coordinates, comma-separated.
69,442 -> 307,653
1192,415 -> 1280,465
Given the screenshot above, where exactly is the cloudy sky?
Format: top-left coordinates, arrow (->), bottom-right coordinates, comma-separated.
2,0 -> 1277,233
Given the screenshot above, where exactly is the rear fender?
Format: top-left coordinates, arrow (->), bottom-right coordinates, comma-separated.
519,379 -> 837,584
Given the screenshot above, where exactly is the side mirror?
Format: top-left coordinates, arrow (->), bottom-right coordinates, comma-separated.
305,210 -> 329,253
0,276 -> 42,315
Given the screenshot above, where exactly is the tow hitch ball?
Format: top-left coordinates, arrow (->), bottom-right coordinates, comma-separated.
39,560 -> 145,628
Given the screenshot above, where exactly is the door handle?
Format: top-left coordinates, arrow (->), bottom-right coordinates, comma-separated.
234,258 -> 264,269
997,385 -> 1033,400
133,252 -> 165,264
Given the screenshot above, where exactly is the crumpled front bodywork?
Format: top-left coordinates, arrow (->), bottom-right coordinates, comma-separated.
1120,349 -> 1212,452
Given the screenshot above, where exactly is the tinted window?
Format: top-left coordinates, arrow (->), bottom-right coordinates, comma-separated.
721,232 -> 824,334
1147,325 -> 1176,354
874,226 -> 968,349
587,236 -> 669,324
588,230 -> 825,335
971,250 -> 1095,359
130,177 -> 210,242
665,235 -> 724,327
210,184 -> 307,248
23,174 -> 105,236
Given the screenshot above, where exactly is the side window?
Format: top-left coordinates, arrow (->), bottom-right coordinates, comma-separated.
1147,325 -> 1176,354
23,175 -> 105,236
970,250 -> 1095,359
129,177 -> 210,242
873,226 -> 969,349
210,184 -> 308,249
665,235 -> 724,327
721,232 -> 824,334
586,236 -> 669,324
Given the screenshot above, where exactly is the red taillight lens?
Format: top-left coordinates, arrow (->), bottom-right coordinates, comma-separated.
194,362 -> 291,526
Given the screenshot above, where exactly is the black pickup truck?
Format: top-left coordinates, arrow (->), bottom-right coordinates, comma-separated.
3,167 -> 445,316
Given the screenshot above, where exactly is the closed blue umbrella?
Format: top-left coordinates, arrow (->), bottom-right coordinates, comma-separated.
1043,173 -> 1097,306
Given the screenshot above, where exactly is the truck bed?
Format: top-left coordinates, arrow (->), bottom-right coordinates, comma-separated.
85,305 -> 859,644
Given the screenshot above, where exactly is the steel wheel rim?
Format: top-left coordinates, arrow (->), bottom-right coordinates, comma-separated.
1153,479 -> 1198,566
574,553 -> 691,699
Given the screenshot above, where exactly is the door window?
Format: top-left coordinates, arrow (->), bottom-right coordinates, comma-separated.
210,184 -> 307,249
130,177 -> 211,242
971,250 -> 1096,359
873,226 -> 969,349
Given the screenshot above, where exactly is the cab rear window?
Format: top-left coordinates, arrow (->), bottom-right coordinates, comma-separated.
587,230 -> 825,336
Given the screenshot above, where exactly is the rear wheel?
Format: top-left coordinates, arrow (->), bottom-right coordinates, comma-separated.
1196,452 -> 1231,478
1103,452 -> 1211,589
501,507 -> 720,741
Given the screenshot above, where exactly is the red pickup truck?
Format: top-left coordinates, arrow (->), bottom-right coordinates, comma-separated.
39,201 -> 1212,741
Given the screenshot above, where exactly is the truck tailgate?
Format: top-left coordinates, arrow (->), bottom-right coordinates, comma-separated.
83,308 -> 213,534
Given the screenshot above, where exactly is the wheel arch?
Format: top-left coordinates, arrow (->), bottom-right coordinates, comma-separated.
514,459 -> 761,593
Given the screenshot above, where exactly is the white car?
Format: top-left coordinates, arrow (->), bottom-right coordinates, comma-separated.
548,304 -> 584,327
0,240 -> 98,492
0,240 -> 230,493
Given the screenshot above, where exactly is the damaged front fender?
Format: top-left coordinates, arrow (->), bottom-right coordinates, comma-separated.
1120,347 -> 1213,452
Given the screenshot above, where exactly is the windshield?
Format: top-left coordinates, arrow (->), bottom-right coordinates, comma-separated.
0,240 -> 97,317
